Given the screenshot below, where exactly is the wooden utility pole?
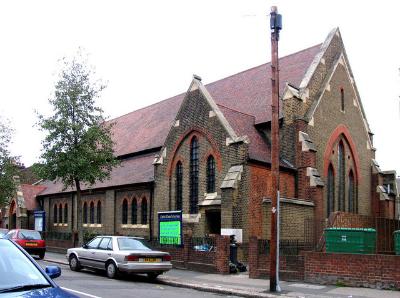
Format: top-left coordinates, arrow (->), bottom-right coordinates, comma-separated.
269,6 -> 282,293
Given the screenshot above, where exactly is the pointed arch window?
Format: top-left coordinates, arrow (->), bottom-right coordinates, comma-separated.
64,204 -> 68,224
190,137 -> 199,214
90,202 -> 95,224
54,204 -> 58,224
83,202 -> 88,224
97,201 -> 102,224
327,164 -> 335,217
59,204 -> 63,225
131,198 -> 137,225
175,162 -> 183,211
338,141 -> 345,211
141,198 -> 148,224
207,155 -> 216,193
122,199 -> 128,224
348,170 -> 355,213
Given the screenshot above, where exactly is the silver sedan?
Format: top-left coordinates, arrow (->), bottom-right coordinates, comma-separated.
66,236 -> 172,279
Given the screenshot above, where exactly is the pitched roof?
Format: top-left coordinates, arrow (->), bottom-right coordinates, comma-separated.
38,153 -> 154,196
110,44 -> 322,157
21,184 -> 47,210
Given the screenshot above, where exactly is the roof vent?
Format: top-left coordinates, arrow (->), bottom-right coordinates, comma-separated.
193,74 -> 202,81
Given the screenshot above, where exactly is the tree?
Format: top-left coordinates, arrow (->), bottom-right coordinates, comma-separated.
0,117 -> 18,206
35,52 -> 119,214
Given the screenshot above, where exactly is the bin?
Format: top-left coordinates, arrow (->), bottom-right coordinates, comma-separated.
325,227 -> 376,254
394,230 -> 400,255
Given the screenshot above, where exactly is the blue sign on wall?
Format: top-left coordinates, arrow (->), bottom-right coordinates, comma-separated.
34,210 -> 45,232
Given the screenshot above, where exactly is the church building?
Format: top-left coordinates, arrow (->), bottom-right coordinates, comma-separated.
35,28 -> 399,246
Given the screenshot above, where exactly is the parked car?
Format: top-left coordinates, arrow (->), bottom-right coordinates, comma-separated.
0,229 -> 8,238
5,229 -> 46,259
67,236 -> 172,279
0,238 -> 77,297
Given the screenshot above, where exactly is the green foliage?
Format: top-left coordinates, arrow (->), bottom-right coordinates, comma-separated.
35,51 -> 119,193
83,230 -> 99,244
0,117 -> 18,206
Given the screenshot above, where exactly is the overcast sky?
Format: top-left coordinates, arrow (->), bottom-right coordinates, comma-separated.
1,0 -> 399,175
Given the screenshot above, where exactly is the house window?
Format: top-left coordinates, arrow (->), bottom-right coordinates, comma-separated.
338,141 -> 345,211
141,198 -> 148,224
122,199 -> 128,224
90,202 -> 95,224
83,202 -> 88,224
190,137 -> 199,214
97,201 -> 102,224
327,164 -> 335,217
340,88 -> 345,111
64,204 -> 68,224
348,170 -> 355,213
207,155 -> 216,193
176,162 -> 183,210
54,204 -> 58,224
131,198 -> 137,225
59,204 -> 63,225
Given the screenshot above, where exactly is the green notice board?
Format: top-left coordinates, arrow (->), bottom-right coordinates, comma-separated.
158,211 -> 182,245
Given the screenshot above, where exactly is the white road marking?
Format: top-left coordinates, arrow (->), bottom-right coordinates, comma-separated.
61,287 -> 102,298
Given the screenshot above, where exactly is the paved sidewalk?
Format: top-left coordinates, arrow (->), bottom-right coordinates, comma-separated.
44,252 -> 399,298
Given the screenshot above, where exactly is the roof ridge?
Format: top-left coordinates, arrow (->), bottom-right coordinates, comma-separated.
205,43 -> 322,88
216,103 -> 255,118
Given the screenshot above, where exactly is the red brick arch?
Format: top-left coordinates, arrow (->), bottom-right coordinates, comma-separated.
323,124 -> 361,183
167,127 -> 222,177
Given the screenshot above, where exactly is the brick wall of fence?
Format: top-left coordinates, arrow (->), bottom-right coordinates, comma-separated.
149,234 -> 230,274
305,252 -> 400,289
248,236 -> 305,281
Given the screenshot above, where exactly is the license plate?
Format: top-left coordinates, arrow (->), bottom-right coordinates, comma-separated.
141,258 -> 160,263
25,242 -> 38,247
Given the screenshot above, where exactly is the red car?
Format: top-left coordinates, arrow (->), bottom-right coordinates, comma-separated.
5,229 -> 46,259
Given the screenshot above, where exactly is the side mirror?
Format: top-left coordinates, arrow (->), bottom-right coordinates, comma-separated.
82,244 -> 88,249
45,266 -> 61,279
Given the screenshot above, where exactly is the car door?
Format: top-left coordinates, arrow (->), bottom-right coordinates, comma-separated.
96,237 -> 112,267
80,237 -> 102,268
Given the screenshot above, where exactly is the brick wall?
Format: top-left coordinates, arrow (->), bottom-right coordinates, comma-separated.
248,237 -> 305,281
305,252 -> 400,289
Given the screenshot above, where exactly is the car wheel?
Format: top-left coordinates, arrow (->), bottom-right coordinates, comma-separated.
69,255 -> 81,272
147,272 -> 161,281
38,251 -> 45,260
106,261 -> 119,279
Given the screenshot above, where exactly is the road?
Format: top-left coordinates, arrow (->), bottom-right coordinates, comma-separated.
38,259 -> 239,298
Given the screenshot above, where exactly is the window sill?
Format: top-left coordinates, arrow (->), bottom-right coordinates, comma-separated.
121,224 -> 149,229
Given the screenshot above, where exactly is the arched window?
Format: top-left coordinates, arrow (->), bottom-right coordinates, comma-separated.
338,141 -> 345,211
141,198 -> 148,224
122,199 -> 128,224
83,202 -> 88,224
54,204 -> 58,224
190,137 -> 199,214
348,170 -> 355,213
327,164 -> 335,217
176,162 -> 183,210
131,198 -> 137,225
59,204 -> 63,225
207,155 -> 216,193
97,201 -> 102,224
90,202 -> 95,224
64,204 -> 68,224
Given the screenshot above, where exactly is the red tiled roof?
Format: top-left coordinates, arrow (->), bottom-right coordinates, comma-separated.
110,44 -> 321,157
38,153 -> 154,196
21,184 -> 47,210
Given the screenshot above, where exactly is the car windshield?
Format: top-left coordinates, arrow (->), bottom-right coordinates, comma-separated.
19,230 -> 42,240
0,240 -> 50,291
117,238 -> 151,251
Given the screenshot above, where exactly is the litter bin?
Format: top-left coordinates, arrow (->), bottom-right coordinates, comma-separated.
325,227 -> 376,254
394,230 -> 400,255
